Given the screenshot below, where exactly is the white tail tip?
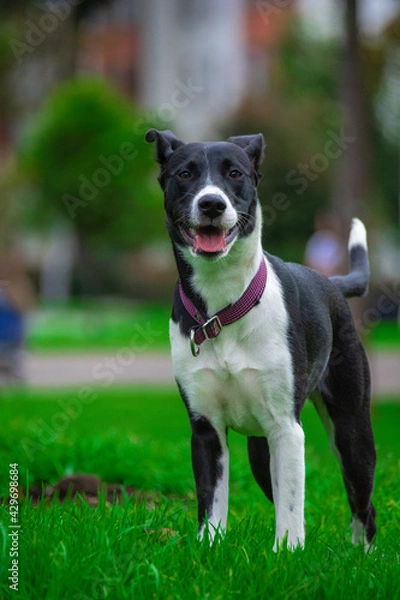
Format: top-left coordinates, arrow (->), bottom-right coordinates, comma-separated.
348,218 -> 367,251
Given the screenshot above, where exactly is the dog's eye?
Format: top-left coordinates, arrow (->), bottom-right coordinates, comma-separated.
178,170 -> 192,180
229,169 -> 242,179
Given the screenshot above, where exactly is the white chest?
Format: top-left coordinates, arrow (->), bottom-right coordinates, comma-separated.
170,261 -> 295,437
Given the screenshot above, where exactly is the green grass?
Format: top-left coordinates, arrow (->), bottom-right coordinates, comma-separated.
26,303 -> 170,352
368,320 -> 400,350
0,386 -> 399,599
26,303 -> 399,352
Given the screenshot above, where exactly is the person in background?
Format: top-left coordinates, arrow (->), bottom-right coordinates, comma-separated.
304,211 -> 345,277
0,250 -> 35,386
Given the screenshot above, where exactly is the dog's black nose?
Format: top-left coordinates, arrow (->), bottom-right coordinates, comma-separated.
198,195 -> 227,219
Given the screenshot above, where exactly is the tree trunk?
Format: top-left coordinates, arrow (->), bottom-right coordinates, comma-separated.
331,0 -> 372,227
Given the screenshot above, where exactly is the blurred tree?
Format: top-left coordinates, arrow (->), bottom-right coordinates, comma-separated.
0,1 -> 30,18
226,24 -> 342,261
18,77 -> 163,290
0,0 -> 115,20
0,21 -> 20,156
0,0 -> 117,81
0,161 -> 20,249
369,13 -> 400,231
0,0 -> 118,155
330,0 -> 372,227
226,7 -> 400,263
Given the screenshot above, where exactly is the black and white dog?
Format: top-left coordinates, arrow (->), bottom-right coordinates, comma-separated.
146,129 -> 376,550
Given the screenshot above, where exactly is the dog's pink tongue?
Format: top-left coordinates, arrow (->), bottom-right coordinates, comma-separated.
194,228 -> 226,253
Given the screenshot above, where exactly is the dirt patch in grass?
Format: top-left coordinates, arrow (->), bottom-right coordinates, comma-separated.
4,473 -> 163,507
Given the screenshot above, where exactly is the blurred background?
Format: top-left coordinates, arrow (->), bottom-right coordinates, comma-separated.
0,0 -> 399,388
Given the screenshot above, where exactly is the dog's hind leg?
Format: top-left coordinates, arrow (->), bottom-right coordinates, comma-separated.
313,340 -> 376,547
190,416 -> 229,543
247,436 -> 274,503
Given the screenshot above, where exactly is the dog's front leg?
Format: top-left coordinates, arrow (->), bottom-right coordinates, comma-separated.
268,421 -> 305,551
190,416 -> 229,543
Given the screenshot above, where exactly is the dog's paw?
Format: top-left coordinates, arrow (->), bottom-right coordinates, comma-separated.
198,522 -> 226,546
273,533 -> 305,553
350,517 -> 375,553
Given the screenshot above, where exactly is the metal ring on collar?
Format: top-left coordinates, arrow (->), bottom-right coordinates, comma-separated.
190,327 -> 200,357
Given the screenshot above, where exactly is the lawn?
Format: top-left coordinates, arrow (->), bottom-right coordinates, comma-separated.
26,303 -> 171,352
25,302 -> 399,352
368,320 -> 400,350
0,386 -> 399,599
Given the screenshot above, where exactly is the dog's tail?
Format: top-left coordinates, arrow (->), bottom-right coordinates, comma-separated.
329,218 -> 370,298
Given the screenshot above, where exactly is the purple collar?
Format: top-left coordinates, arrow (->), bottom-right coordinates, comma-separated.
179,258 -> 267,356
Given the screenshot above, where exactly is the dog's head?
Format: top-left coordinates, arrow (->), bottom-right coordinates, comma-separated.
146,129 -> 265,259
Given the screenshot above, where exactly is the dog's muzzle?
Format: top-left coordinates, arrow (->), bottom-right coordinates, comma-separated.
179,224 -> 239,255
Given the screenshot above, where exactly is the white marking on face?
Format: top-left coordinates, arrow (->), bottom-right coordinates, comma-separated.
181,204 -> 263,314
191,184 -> 237,229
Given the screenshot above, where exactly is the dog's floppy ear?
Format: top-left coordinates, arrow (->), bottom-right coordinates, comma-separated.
145,129 -> 185,166
227,133 -> 265,182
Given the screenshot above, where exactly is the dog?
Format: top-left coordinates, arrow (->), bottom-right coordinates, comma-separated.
145,129 -> 376,550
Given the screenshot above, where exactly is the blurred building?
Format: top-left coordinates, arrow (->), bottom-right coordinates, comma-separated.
140,0 -> 246,140
76,0 -> 292,140
298,0 -> 400,38
2,0 -> 399,153
2,0 -> 294,152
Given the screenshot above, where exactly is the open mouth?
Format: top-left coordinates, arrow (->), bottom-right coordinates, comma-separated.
180,225 -> 239,255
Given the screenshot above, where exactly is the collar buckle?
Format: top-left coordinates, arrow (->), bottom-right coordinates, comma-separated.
202,315 -> 223,340
190,315 -> 223,357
